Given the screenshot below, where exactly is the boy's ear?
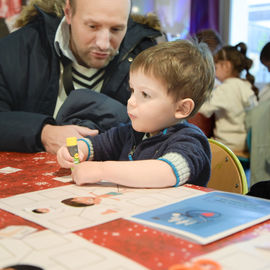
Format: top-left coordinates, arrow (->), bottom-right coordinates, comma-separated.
175,98 -> 195,119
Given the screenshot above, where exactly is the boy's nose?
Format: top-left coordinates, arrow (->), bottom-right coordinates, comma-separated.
128,95 -> 136,107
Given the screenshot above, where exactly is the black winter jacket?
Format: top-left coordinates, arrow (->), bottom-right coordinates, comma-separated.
0,8 -> 161,152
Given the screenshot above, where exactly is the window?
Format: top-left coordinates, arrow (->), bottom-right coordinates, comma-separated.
132,0 -> 191,41
230,0 -> 270,88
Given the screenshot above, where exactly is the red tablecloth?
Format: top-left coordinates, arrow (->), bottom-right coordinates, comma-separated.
1,151 -> 270,270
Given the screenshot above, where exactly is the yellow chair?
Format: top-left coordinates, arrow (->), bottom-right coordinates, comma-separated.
234,129 -> 251,171
207,139 -> 248,194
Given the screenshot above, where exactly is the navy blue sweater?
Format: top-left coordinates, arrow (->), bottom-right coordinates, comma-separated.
88,122 -> 211,187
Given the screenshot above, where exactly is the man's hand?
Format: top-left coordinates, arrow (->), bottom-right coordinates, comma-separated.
41,124 -> 98,154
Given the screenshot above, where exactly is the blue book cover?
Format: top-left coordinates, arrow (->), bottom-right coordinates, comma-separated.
128,191 -> 270,245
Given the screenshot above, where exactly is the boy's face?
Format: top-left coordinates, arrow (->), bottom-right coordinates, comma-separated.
128,70 -> 179,136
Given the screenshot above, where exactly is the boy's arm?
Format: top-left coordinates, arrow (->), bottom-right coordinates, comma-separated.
72,160 -> 177,188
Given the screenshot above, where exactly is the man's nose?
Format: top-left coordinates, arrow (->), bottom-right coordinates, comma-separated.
96,29 -> 110,51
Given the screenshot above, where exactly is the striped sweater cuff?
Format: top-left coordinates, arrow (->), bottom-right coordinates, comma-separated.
87,138 -> 94,161
78,138 -> 94,161
158,152 -> 190,187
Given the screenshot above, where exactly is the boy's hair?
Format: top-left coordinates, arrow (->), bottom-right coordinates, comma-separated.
214,42 -> 259,100
130,39 -> 215,118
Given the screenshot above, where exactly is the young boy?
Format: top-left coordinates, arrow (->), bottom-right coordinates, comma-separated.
57,40 -> 215,188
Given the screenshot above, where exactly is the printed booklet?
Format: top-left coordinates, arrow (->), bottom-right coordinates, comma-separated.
127,191 -> 270,245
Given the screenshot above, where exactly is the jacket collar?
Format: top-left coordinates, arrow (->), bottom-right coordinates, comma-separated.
34,6 -> 62,49
131,122 -> 187,145
118,17 -> 162,61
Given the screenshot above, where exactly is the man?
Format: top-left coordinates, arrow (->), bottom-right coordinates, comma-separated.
0,0 -> 161,153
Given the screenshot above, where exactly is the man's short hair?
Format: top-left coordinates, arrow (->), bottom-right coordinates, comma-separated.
69,0 -> 132,15
130,39 -> 215,118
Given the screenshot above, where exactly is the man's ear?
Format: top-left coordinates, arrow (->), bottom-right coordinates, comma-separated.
175,98 -> 195,119
64,0 -> 72,25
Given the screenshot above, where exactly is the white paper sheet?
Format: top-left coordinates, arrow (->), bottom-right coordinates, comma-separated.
194,233 -> 270,270
0,229 -> 148,270
0,183 -> 203,233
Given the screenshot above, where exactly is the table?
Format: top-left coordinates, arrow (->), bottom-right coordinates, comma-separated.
1,151 -> 270,270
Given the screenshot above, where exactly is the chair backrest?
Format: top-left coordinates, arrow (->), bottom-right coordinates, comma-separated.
207,139 -> 248,194
234,128 -> 251,170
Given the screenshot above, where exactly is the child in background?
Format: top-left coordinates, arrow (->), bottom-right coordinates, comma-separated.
57,40 -> 215,188
244,42 -> 270,186
260,42 -> 270,72
195,29 -> 223,56
188,29 -> 224,137
199,42 -> 258,152
258,42 -> 270,103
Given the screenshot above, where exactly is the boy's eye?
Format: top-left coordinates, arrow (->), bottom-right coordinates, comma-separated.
142,91 -> 150,98
129,87 -> 134,94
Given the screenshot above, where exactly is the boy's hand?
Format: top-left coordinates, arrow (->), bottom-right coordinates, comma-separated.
72,162 -> 103,185
57,145 -> 75,168
57,140 -> 89,168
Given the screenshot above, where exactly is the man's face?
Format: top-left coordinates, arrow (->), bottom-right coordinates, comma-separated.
65,0 -> 130,68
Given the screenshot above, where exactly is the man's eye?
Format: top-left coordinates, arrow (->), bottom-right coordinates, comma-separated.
129,87 -> 134,93
88,25 -> 96,29
111,27 -> 124,33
